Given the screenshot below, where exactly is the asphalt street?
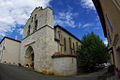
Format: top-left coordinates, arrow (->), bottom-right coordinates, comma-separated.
0,63 -> 106,80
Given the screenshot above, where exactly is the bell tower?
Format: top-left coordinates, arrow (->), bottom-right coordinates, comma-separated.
20,7 -> 57,73
22,7 -> 54,39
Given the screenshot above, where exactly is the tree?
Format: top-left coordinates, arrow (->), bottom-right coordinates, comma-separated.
77,32 -> 110,71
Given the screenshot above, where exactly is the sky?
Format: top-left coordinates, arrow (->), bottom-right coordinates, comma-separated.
0,0 -> 108,45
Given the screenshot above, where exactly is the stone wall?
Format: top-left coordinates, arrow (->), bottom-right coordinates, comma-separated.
20,7 -> 79,76
20,25 -> 57,74
52,54 -> 77,76
20,7 -> 58,74
22,7 -> 53,39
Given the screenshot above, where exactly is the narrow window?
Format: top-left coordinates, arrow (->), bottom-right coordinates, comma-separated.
35,14 -> 37,20
61,46 -> 62,53
79,45 -> 81,49
59,32 -> 60,40
73,43 -> 75,54
69,38 -> 72,54
27,25 -> 30,36
64,38 -> 66,51
60,35 -> 62,44
31,17 -> 33,22
76,42 -> 78,49
34,20 -> 38,31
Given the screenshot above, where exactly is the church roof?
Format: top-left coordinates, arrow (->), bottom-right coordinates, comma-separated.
54,25 -> 81,42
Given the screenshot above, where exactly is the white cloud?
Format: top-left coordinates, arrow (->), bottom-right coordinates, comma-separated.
81,0 -> 95,10
54,10 -> 78,28
78,23 -> 82,28
104,39 -> 108,45
0,0 -> 51,37
18,28 -> 24,35
83,23 -> 93,28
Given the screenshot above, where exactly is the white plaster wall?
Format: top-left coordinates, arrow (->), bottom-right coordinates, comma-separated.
0,41 -> 4,62
53,57 -> 77,76
1,39 -> 20,65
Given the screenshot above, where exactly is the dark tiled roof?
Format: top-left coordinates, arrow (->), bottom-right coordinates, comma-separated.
54,25 -> 81,42
92,0 -> 107,37
0,36 -> 21,44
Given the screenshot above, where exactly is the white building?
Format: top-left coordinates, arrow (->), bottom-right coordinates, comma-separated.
0,37 -> 21,65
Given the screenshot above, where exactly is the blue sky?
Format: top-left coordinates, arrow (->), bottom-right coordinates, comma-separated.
0,0 -> 108,45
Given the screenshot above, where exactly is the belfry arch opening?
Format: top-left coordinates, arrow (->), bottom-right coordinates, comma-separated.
25,46 -> 34,68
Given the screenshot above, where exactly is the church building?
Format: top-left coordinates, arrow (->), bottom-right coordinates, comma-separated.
0,7 -> 81,76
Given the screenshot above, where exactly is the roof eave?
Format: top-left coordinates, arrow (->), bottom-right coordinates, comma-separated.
92,0 -> 107,37
0,36 -> 21,44
54,25 -> 81,43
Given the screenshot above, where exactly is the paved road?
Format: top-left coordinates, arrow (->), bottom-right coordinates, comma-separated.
0,63 -> 106,80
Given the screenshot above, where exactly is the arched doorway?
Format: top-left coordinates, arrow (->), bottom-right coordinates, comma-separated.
25,46 -> 34,68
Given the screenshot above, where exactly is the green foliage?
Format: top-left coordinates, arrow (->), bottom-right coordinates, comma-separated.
77,32 -> 110,68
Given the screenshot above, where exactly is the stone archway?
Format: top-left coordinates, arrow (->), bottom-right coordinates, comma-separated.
25,46 -> 34,68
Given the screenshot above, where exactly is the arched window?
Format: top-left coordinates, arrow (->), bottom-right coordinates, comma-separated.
27,25 -> 30,36
34,20 -> 38,31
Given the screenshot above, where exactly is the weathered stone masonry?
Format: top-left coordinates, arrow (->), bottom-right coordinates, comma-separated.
20,7 -> 81,76
0,7 -> 81,76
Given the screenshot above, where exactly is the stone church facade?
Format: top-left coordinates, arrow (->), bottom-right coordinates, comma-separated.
0,7 -> 81,76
